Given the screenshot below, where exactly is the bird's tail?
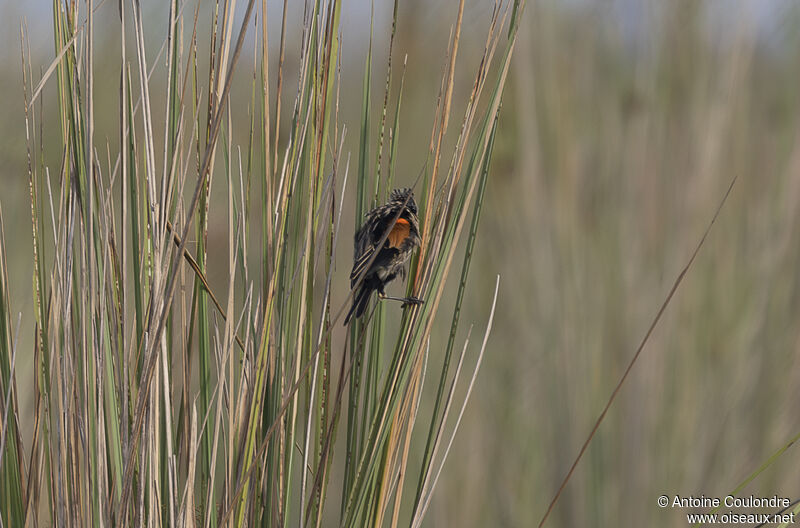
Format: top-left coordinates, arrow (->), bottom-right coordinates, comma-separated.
344,285 -> 372,326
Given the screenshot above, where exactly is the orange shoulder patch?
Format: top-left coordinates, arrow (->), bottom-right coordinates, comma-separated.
388,219 -> 411,248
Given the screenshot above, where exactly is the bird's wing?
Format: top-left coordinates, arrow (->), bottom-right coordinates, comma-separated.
350,248 -> 375,286
350,204 -> 397,284
350,213 -> 380,285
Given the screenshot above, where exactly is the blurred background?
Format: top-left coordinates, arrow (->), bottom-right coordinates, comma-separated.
3,0 -> 800,526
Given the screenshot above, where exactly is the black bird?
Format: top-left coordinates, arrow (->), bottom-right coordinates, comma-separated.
344,188 -> 423,325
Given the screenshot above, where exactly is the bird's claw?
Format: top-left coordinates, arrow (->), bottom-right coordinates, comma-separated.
402,297 -> 424,308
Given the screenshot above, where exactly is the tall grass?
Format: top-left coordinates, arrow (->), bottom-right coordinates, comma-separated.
0,0 -> 524,526
447,2 -> 800,526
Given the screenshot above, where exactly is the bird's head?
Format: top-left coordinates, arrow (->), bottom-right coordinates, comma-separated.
390,187 -> 418,216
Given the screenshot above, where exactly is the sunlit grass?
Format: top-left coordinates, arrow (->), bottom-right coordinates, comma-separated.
0,0 -> 524,526
5,1 -> 800,527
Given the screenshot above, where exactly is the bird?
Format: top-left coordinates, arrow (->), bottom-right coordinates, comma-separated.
344,188 -> 423,325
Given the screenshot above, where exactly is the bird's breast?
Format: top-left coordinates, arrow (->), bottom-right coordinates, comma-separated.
387,218 -> 411,249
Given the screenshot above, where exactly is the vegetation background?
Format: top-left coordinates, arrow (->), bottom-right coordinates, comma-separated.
1,0 -> 800,526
